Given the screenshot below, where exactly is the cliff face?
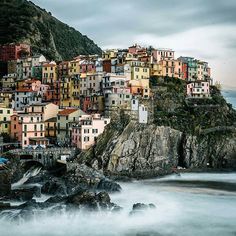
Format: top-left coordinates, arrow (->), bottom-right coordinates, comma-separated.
79,121 -> 236,178
0,0 -> 102,60
105,123 -> 181,177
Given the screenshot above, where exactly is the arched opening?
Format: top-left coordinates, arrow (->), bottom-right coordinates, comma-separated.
22,160 -> 44,172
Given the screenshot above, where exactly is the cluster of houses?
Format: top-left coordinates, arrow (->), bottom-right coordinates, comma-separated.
0,43 -> 212,150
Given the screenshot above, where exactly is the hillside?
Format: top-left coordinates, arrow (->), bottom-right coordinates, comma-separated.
0,0 -> 102,60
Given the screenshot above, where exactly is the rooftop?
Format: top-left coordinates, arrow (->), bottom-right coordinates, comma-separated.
58,108 -> 78,116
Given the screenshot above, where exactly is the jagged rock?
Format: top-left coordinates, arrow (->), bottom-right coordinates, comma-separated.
41,178 -> 67,195
64,163 -> 122,194
66,190 -> 117,211
96,178 -> 121,193
9,186 -> 40,201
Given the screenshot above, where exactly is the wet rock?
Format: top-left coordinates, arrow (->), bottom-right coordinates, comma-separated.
66,190 -> 118,211
41,178 -> 67,195
0,202 -> 11,210
130,203 -> 156,215
97,178 -> 121,193
45,195 -> 66,204
0,170 -> 11,197
67,190 -> 97,209
10,187 -> 40,201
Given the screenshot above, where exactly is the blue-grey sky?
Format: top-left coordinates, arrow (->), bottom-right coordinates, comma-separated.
31,0 -> 236,87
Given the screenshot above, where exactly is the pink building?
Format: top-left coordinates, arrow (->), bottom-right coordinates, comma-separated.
11,112 -> 48,148
187,82 -> 210,98
80,60 -> 96,73
71,114 -> 110,150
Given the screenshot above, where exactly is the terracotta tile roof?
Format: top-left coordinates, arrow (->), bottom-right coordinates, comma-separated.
58,108 -> 78,116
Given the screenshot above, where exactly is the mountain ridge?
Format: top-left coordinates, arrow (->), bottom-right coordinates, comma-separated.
0,0 -> 102,60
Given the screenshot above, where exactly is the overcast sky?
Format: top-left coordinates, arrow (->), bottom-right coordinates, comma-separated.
31,0 -> 236,87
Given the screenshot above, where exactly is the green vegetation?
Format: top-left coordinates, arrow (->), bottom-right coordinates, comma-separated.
151,76 -> 236,135
0,0 -> 102,60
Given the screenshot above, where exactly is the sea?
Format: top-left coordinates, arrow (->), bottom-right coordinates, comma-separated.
222,89 -> 236,109
1,173 -> 236,236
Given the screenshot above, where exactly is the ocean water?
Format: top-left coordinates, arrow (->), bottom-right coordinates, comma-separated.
1,173 -> 236,236
222,89 -> 236,109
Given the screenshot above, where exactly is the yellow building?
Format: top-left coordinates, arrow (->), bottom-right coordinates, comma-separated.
150,63 -> 163,77
160,59 -> 175,78
60,77 -> 80,108
128,61 -> 150,80
68,60 -> 80,76
0,91 -> 13,108
2,74 -> 17,90
42,61 -> 57,84
102,49 -> 118,60
0,107 -> 13,134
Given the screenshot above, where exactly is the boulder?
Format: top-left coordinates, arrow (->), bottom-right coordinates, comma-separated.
130,203 -> 156,215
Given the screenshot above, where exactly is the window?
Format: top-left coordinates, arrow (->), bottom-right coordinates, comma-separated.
5,124 -> 7,128
3,117 -> 6,121
7,110 -> 10,114
112,100 -> 115,105
0,110 -> 2,114
34,125 -> 37,131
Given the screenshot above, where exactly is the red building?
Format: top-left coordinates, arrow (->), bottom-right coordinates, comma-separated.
182,63 -> 188,81
0,43 -> 31,62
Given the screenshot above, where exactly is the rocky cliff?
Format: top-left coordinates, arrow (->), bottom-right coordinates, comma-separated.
0,0 -> 102,60
78,78 -> 236,178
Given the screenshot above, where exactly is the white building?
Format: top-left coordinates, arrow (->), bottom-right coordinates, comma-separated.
139,105 -> 148,124
187,82 -> 211,98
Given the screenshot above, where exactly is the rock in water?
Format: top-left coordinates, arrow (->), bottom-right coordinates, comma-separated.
130,203 -> 156,215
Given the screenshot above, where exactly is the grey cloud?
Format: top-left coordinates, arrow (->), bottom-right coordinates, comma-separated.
31,0 -> 236,47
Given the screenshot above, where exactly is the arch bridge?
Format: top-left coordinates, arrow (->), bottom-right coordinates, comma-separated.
9,148 -> 77,169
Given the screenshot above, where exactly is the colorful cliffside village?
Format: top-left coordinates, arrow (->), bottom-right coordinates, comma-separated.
0,43 -> 213,150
